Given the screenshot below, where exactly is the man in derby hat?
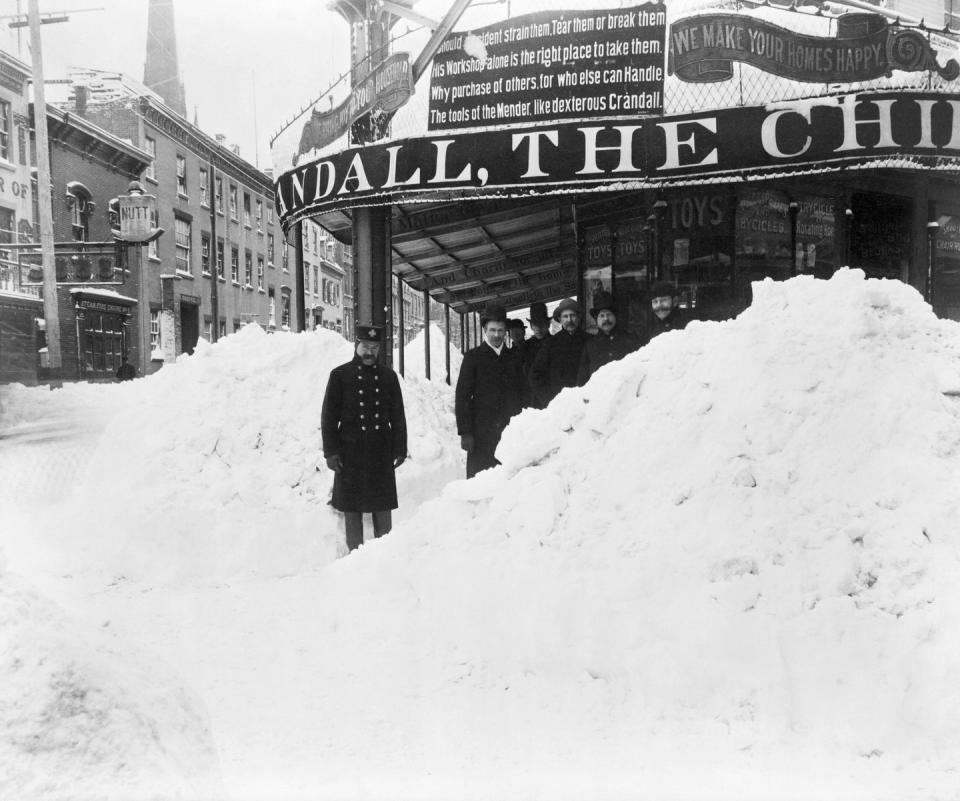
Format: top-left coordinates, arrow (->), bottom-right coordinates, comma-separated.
321,323 -> 408,552
507,317 -> 526,349
530,297 -> 590,406
577,290 -> 640,385
455,303 -> 525,478
520,302 -> 551,408
639,281 -> 689,346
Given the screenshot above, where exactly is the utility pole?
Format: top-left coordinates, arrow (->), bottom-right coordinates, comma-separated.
29,0 -> 62,378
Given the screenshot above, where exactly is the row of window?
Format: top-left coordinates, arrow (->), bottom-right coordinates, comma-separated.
144,135 -> 274,231
303,262 -> 343,305
149,295 -> 292,353
156,213 -> 288,281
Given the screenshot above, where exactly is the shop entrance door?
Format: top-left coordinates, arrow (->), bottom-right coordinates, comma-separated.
180,302 -> 199,355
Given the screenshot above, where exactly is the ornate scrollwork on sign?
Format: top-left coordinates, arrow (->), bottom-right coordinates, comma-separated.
887,30 -> 960,81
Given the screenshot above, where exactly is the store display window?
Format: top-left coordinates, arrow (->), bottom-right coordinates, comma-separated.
849,192 -> 912,281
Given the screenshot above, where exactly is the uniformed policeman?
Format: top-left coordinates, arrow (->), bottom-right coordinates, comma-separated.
321,324 -> 408,552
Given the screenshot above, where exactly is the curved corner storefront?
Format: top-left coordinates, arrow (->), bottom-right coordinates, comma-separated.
273,0 -> 960,343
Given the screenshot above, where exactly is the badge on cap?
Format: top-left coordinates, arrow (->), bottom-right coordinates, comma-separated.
356,323 -> 383,342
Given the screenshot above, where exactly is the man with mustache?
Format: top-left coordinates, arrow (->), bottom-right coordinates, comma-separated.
321,324 -> 407,552
530,297 -> 590,406
577,291 -> 640,385
640,281 -> 689,345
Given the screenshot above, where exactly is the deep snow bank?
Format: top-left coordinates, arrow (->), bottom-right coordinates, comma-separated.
3,325 -> 462,584
282,270 -> 960,798
0,571 -> 224,801
394,323 -> 463,385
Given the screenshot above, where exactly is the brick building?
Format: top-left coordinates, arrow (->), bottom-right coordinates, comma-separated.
50,70 -> 298,372
301,218 -> 347,334
41,104 -> 152,381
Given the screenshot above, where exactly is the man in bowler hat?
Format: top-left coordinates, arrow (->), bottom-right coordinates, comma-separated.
530,297 -> 591,407
639,281 -> 689,346
455,303 -> 524,478
321,324 -> 407,552
518,302 -> 551,407
577,290 -> 640,385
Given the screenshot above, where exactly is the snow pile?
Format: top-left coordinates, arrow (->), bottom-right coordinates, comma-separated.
0,571 -> 224,801
2,325 -> 462,585
394,323 -> 462,385
240,269 -> 960,798
4,270 -> 960,800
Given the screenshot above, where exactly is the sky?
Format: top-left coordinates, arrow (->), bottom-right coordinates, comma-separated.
2,0 -> 358,169
4,0 -> 519,170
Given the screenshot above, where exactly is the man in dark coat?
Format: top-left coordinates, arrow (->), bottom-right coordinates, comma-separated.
530,297 -> 591,407
577,290 -> 640,385
116,356 -> 136,381
507,318 -> 526,350
321,324 -> 407,552
520,302 -> 551,408
638,281 -> 690,346
455,304 -> 524,479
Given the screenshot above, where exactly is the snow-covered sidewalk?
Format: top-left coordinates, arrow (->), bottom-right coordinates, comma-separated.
3,271 -> 960,801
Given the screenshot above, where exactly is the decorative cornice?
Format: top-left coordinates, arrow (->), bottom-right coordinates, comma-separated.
138,97 -> 273,193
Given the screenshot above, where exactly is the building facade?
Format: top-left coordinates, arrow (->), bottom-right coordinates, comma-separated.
301,218 -> 346,334
54,70 -> 298,375
0,49 -> 39,383
42,104 -> 152,382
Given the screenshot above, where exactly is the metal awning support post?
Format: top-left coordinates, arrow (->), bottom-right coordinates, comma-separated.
423,287 -> 430,381
397,277 -> 405,377
444,303 -> 451,385
927,220 -> 940,307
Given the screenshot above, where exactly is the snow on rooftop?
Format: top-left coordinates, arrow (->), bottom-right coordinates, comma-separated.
68,287 -> 136,302
3,271 -> 960,799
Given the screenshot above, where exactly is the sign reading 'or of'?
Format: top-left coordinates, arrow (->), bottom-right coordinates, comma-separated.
428,4 -> 667,131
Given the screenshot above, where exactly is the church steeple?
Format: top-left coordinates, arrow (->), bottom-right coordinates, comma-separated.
143,0 -> 186,117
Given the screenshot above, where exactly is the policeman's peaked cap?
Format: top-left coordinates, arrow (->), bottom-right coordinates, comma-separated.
355,323 -> 384,342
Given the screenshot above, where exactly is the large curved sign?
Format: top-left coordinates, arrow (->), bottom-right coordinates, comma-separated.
276,91 -> 960,231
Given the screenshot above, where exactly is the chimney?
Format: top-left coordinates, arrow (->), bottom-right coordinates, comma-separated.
144,0 -> 187,117
215,133 -> 226,146
263,167 -> 274,179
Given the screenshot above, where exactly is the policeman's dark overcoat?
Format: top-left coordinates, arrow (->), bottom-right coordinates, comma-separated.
577,326 -> 641,385
530,328 -> 591,407
321,355 -> 407,513
455,342 -> 524,476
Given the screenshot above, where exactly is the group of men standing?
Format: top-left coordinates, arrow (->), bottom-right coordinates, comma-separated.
320,282 -> 688,551
455,280 -> 688,478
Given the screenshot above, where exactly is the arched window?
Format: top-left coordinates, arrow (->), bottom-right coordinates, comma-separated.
66,181 -> 94,242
